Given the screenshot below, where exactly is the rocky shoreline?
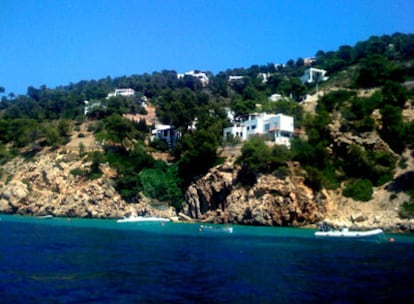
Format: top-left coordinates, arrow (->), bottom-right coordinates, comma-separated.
1,150 -> 413,233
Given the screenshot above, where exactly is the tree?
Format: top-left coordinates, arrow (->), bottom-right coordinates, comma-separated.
237,137 -> 272,185
379,105 -> 406,154
382,81 -> 408,108
177,128 -> 220,186
104,114 -> 137,150
355,55 -> 394,87
156,88 -> 198,133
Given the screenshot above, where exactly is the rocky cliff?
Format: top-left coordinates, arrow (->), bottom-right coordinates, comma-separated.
184,154 -> 414,232
1,138 -> 413,233
185,157 -> 326,226
0,149 -> 176,220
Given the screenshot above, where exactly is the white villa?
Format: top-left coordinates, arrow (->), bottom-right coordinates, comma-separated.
228,75 -> 244,82
106,88 -> 135,99
151,124 -> 181,147
177,70 -> 209,86
300,68 -> 328,84
84,100 -> 106,115
223,112 -> 294,147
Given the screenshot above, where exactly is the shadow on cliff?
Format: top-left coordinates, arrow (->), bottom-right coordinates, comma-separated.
386,171 -> 414,193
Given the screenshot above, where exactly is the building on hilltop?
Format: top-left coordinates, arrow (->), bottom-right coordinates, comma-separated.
228,75 -> 244,82
303,57 -> 316,66
106,88 -> 135,99
84,100 -> 107,115
177,70 -> 209,86
223,112 -> 294,147
300,68 -> 328,84
151,124 -> 181,147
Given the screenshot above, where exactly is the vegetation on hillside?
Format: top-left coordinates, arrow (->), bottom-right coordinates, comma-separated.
0,32 -> 413,209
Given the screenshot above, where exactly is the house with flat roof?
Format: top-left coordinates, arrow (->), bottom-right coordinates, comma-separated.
151,124 -> 181,147
106,88 -> 135,99
300,68 -> 328,84
223,112 -> 294,147
177,70 -> 209,86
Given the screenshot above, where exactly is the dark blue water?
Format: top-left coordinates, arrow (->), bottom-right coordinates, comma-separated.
1,215 -> 414,303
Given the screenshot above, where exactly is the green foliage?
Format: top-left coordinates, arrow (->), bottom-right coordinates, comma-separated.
379,105 -> 406,154
140,164 -> 183,209
70,167 -> 87,177
78,142 -> 86,157
399,202 -> 414,219
87,151 -> 106,179
381,81 -> 408,108
42,125 -> 62,147
150,138 -> 170,152
107,145 -> 153,203
343,179 -> 373,201
156,88 -> 200,132
0,144 -> 15,164
177,127 -> 220,186
341,144 -> 395,186
103,114 -> 137,150
354,55 -> 397,88
317,90 -> 355,113
237,137 -> 292,185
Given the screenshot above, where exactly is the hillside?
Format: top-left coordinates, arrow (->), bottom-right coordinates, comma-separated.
0,33 -> 414,231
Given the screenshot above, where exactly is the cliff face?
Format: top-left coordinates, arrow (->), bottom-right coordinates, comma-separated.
184,146 -> 414,232
185,157 -> 326,226
0,149 -> 175,219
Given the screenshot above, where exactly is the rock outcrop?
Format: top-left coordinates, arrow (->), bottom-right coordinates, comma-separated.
0,149 -> 175,219
184,154 -> 414,232
185,157 -> 325,227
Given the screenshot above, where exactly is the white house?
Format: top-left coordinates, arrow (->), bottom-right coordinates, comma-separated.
300,68 -> 328,84
177,70 -> 209,86
106,88 -> 135,99
228,75 -> 244,82
268,94 -> 284,102
84,100 -> 106,115
151,124 -> 181,147
223,113 -> 294,147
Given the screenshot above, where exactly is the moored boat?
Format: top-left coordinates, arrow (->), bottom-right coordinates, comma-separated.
36,215 -> 53,219
315,223 -> 384,238
198,224 -> 233,234
116,216 -> 170,223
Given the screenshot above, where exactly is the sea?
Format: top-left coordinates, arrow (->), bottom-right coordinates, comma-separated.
1,215 -> 414,303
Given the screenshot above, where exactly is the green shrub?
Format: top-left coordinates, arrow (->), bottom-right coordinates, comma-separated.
343,178 -> 373,201
70,167 -> 87,177
399,202 -> 414,219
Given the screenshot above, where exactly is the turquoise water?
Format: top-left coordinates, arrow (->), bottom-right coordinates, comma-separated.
1,214 -> 414,303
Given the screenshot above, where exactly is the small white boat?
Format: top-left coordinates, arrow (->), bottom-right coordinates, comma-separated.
198,225 -> 233,234
116,216 -> 170,223
315,227 -> 384,238
36,215 -> 53,219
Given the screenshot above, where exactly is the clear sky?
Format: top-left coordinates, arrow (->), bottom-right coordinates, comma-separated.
1,0 -> 413,95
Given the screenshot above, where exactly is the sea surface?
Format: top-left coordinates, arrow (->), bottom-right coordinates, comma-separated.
1,214 -> 414,303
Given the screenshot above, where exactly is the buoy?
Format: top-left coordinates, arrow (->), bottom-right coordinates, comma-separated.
389,237 -> 395,242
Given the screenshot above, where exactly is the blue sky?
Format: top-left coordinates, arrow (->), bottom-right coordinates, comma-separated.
1,0 -> 413,95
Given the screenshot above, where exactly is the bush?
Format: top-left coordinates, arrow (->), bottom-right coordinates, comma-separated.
399,202 -> 414,219
70,167 -> 87,177
343,179 -> 373,201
